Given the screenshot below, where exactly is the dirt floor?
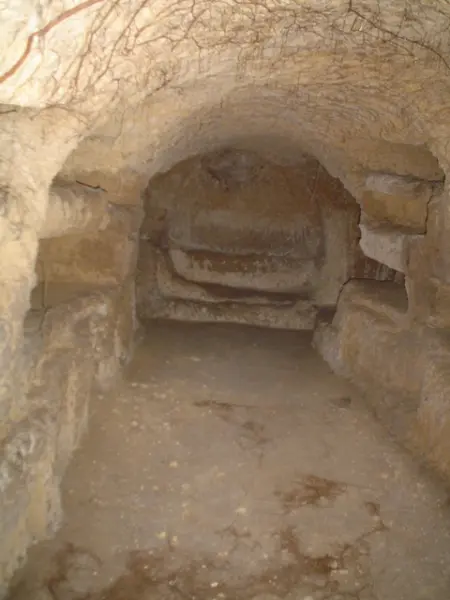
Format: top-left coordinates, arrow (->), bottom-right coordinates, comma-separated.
8,321 -> 450,600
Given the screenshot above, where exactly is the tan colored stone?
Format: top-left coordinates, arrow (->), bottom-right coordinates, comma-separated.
168,248 -> 316,294
403,202 -> 445,323
156,250 -> 294,306
0,415 -> 60,591
338,280 -> 409,324
36,231 -> 136,286
150,297 -> 317,331
41,183 -> 112,239
138,150 -> 404,319
407,277 -> 450,330
358,223 -> 421,273
36,205 -> 142,286
143,150 -> 324,258
57,170 -> 145,206
312,183 -> 399,307
312,202 -> 358,307
136,242 -> 160,313
415,335 -> 450,478
314,281 -> 421,397
360,173 -> 436,233
0,282 -> 135,587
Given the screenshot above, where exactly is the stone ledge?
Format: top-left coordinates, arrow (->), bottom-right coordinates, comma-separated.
359,222 -> 423,274
37,230 -> 138,286
33,282 -> 135,390
156,251 -> 298,306
360,188 -> 428,233
365,172 -> 438,196
361,172 -> 440,233
314,280 -> 421,397
338,280 -> 408,327
168,248 -> 316,294
36,204 -> 142,287
148,298 -> 317,331
0,282 -> 136,593
166,209 -> 322,259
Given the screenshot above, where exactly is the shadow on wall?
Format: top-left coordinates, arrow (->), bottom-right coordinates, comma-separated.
0,179 -> 141,594
136,147 -> 401,329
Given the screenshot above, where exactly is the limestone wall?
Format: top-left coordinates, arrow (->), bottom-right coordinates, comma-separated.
0,172 -> 140,594
137,149 -> 398,329
0,282 -> 136,594
314,174 -> 450,479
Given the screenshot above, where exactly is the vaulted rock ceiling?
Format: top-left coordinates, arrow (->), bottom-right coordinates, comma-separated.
1,1 -> 450,189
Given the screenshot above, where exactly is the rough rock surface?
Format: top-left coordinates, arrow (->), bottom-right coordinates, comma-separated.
137,150 -> 398,325
2,0 -> 450,594
8,322 -> 450,600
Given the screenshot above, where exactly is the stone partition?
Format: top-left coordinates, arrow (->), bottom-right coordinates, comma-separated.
0,172 -> 140,595
314,173 -> 450,479
0,282 -> 136,593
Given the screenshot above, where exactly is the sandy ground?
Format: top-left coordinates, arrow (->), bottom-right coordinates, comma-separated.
8,321 -> 450,600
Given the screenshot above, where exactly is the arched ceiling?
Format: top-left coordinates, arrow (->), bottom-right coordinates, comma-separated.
0,0 -> 449,192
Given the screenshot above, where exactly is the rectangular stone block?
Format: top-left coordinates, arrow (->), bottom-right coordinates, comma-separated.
37,229 -> 137,286
315,280 -> 422,397
338,280 -> 409,323
361,172 -> 436,233
0,281 -> 137,591
36,204 -> 142,286
168,248 -> 316,294
359,223 -> 419,273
